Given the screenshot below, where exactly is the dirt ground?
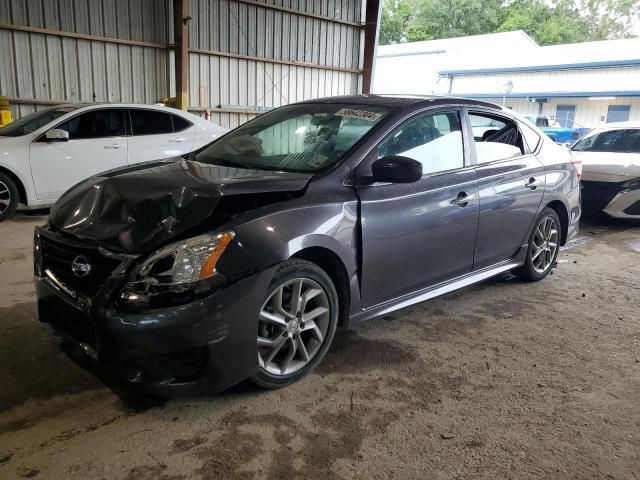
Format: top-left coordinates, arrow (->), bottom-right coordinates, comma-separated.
0,212 -> 639,479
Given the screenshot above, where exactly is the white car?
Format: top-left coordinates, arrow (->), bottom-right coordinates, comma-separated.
571,122 -> 640,219
0,103 -> 227,221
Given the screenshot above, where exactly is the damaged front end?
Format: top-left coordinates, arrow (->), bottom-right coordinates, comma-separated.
35,157 -> 311,393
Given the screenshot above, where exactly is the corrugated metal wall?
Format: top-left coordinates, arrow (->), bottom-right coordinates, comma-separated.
188,0 -> 364,129
1,0 -> 366,126
0,0 -> 173,118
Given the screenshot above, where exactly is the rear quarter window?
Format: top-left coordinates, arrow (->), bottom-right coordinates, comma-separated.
172,115 -> 192,132
520,122 -> 541,153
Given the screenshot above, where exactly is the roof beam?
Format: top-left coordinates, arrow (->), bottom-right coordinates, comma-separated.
188,47 -> 362,74
0,23 -> 166,49
230,0 -> 364,28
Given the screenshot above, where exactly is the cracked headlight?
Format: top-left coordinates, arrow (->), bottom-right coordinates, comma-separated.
119,231 -> 235,309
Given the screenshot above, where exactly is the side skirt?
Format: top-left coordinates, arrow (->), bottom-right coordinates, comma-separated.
348,248 -> 527,327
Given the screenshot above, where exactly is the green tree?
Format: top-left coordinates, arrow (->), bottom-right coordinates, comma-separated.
579,0 -> 640,40
498,0 -> 589,45
413,0 -> 504,39
379,0 -> 415,44
378,0 -> 640,46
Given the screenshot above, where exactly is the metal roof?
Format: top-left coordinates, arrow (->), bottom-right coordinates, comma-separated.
376,30 -> 537,58
440,37 -> 640,75
455,91 -> 640,99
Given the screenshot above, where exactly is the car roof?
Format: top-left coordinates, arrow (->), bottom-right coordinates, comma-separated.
36,103 -> 223,131
296,94 -> 501,111
46,102 -> 200,114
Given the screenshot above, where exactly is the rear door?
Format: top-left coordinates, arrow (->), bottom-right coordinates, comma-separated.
29,108 -> 128,201
356,109 -> 479,308
467,110 -> 545,270
127,108 -> 196,164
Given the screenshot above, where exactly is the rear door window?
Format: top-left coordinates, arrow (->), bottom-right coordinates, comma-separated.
468,113 -> 525,164
130,109 -> 173,136
58,109 -> 126,139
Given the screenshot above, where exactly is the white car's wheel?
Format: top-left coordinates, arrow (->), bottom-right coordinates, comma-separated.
0,173 -> 19,222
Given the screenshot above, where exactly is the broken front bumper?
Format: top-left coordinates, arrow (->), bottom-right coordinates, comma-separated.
36,262 -> 277,396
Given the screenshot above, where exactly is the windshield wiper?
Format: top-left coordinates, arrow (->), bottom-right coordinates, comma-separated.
197,157 -> 256,169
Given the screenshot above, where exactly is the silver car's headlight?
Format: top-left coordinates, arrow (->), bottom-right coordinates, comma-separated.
119,231 -> 235,308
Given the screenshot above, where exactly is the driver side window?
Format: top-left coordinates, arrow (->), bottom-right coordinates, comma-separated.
378,111 -> 464,175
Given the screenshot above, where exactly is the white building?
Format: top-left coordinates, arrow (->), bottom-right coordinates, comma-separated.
373,31 -> 640,128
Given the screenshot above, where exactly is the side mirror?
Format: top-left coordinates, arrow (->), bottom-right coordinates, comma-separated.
372,155 -> 422,183
45,129 -> 69,142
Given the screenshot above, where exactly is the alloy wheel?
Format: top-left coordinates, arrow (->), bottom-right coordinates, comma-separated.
0,180 -> 10,215
531,216 -> 559,274
257,277 -> 330,376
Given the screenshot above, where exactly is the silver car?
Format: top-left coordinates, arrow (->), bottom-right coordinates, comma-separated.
571,122 -> 640,219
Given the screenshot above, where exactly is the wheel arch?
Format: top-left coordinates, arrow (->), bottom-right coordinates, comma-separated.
0,165 -> 28,205
291,246 -> 351,327
544,199 -> 569,245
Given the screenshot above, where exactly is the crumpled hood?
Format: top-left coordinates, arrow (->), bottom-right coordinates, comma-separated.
49,158 -> 312,253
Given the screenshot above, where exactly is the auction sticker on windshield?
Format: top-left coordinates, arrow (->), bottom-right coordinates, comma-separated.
335,108 -> 382,121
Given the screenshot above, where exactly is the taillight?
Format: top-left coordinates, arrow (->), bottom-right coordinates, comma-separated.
570,156 -> 582,180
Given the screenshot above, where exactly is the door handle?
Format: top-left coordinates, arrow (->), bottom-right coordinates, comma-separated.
104,144 -> 124,149
451,191 -> 475,207
169,137 -> 187,143
525,177 -> 539,190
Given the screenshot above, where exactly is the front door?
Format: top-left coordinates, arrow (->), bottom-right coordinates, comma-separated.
467,112 -> 545,269
356,109 -> 479,308
29,108 -> 128,201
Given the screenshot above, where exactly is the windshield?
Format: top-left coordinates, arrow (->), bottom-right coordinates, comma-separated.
0,106 -> 77,137
573,128 -> 640,153
193,104 -> 389,173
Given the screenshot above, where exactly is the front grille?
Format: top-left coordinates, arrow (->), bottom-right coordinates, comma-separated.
40,234 -> 122,297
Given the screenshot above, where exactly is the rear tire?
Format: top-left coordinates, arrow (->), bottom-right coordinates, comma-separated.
513,207 -> 561,282
0,173 -> 19,222
250,259 -> 338,390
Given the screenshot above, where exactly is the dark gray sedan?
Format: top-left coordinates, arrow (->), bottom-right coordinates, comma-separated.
35,95 -> 581,394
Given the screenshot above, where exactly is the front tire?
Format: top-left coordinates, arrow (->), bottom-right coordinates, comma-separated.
250,259 -> 338,390
0,173 -> 19,222
513,207 -> 561,282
